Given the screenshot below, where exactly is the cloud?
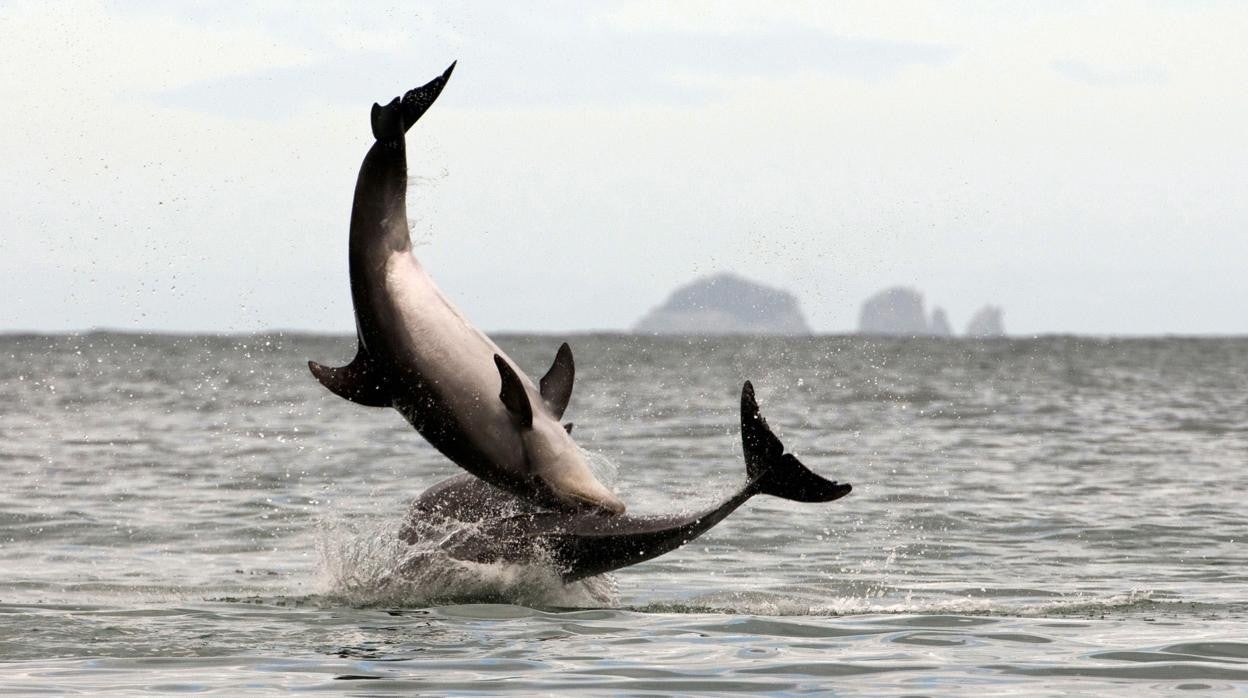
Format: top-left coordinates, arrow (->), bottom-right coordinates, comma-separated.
1051,60 -> 1167,87
0,1 -> 314,102
5,1 -> 1248,334
141,12 -> 954,118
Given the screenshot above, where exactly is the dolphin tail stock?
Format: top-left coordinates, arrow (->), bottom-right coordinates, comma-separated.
740,381 -> 852,503
370,61 -> 457,141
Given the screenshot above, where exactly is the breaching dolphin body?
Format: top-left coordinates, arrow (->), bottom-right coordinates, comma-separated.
399,382 -> 852,583
307,64 -> 625,515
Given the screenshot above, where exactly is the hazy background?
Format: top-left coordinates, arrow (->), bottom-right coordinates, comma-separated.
2,1 -> 1245,335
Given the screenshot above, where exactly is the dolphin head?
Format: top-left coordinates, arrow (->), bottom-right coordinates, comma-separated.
494,354 -> 625,515
523,416 -> 625,515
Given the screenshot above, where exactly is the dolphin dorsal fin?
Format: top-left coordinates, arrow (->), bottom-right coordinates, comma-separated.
308,342 -> 391,408
494,355 -> 533,429
539,342 -> 575,419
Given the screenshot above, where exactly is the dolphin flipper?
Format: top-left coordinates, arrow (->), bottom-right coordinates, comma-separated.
539,342 -> 575,419
308,343 -> 392,408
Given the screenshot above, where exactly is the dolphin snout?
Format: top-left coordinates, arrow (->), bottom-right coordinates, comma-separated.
543,471 -> 626,516
590,491 -> 626,516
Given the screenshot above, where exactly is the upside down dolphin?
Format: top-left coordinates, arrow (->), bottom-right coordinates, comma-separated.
400,382 -> 852,583
308,63 -> 624,515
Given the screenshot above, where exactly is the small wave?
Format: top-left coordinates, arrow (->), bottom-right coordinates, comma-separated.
313,506 -> 1164,619
633,589 -> 1161,618
1172,419 -> 1244,435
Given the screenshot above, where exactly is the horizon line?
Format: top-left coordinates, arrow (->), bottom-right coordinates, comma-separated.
2,327 -> 1247,341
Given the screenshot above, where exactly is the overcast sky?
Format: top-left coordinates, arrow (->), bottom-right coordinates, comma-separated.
2,1 -> 1246,335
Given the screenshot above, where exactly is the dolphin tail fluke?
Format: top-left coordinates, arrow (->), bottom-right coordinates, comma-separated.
370,61 -> 457,141
401,61 -> 456,130
308,343 -> 392,408
740,381 -> 852,503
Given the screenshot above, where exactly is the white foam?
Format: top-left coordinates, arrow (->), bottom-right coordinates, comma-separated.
311,452 -> 624,609
313,511 -> 618,608
583,447 -> 620,488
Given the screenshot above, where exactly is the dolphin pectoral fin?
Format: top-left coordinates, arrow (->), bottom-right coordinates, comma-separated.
308,345 -> 392,408
539,342 -> 575,419
740,381 -> 852,503
494,354 -> 533,429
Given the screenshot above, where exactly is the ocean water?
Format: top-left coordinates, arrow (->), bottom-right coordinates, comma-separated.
1,332 -> 1246,694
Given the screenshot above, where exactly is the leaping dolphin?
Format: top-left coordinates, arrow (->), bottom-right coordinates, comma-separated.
400,382 -> 852,583
308,64 -> 625,515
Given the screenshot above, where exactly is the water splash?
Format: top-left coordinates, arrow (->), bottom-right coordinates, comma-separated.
314,511 -> 618,608
313,450 -> 624,608
583,447 -> 620,488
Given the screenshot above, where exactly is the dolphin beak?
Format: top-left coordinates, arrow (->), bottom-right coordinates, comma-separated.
579,489 -> 626,516
544,472 -> 626,515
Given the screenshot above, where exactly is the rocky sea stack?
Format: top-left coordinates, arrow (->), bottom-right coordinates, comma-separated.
965,305 -> 1006,337
858,287 -> 951,337
633,273 -> 810,336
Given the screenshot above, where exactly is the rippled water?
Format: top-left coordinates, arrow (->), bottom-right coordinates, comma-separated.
2,333 -> 1246,693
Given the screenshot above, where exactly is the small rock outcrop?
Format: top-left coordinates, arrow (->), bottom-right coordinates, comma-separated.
633,273 -> 810,335
929,307 -> 953,337
858,287 -> 946,336
965,306 -> 1006,338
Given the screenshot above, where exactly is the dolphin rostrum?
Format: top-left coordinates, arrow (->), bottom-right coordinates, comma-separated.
400,382 -> 852,583
308,64 -> 625,515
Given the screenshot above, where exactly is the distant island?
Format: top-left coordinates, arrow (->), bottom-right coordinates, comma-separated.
858,286 -> 1005,338
632,276 -> 1004,337
634,273 -> 810,335
858,287 -> 951,337
965,305 -> 1006,338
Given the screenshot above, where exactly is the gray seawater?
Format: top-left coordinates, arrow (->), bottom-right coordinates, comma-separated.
2,333 -> 1247,694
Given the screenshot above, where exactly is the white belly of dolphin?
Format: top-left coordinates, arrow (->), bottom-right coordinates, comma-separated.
383,250 -> 527,471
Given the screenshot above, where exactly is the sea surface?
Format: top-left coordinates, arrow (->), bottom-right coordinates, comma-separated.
1,333 -> 1246,694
